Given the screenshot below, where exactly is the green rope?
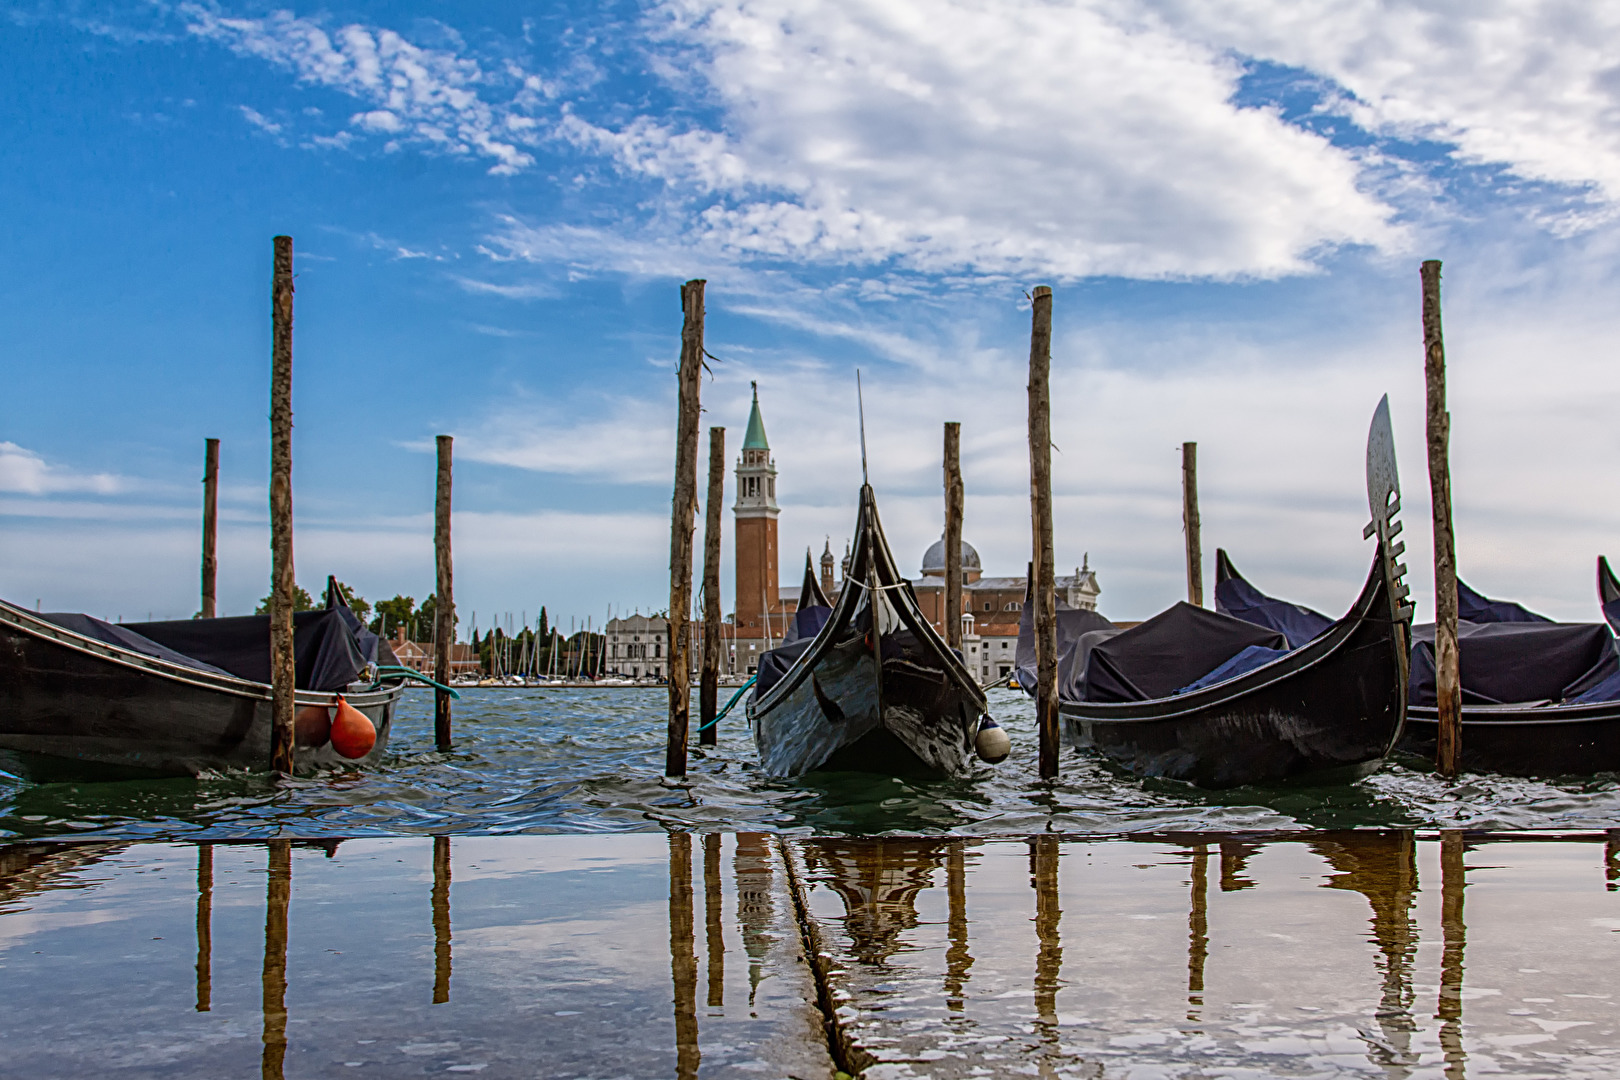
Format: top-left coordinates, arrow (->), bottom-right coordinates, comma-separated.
371,665 -> 462,698
696,676 -> 755,732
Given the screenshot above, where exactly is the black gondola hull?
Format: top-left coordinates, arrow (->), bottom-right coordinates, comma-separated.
749,485 -> 989,778
0,604 -> 399,780
1061,549 -> 1408,788
1401,704 -> 1620,777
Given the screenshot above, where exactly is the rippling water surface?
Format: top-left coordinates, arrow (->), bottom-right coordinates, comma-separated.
4,687 -> 1620,839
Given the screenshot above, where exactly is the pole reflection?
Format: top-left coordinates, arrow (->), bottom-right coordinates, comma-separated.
1218,839 -> 1258,892
1605,829 -> 1619,892
944,841 -> 972,1012
195,843 -> 213,1013
1437,831 -> 1468,1080
1186,841 -> 1209,1022
703,833 -> 724,1009
1028,835 -> 1063,1077
734,832 -> 774,1007
668,833 -> 700,1080
261,840 -> 291,1080
1312,830 -> 1419,1077
432,835 -> 452,1004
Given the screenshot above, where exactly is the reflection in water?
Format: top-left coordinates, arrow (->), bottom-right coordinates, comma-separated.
800,839 -> 949,968
668,833 -> 700,1080
944,841 -> 972,1012
1438,831 -> 1468,1080
703,834 -> 724,1009
1219,839 -> 1259,891
734,833 -> 774,1006
261,840 -> 291,1080
0,843 -> 110,912
432,835 -> 452,1004
1186,841 -> 1209,1022
1606,829 -> 1619,892
195,843 -> 213,1013
1313,831 -> 1419,1075
1029,835 -> 1063,1076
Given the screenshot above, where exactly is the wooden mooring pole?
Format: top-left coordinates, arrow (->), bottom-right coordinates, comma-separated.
699,426 -> 725,746
1422,260 -> 1461,780
434,435 -> 455,752
200,438 -> 219,619
1027,285 -> 1059,779
268,236 -> 296,775
666,280 -> 705,779
1182,441 -> 1203,607
944,421 -> 964,651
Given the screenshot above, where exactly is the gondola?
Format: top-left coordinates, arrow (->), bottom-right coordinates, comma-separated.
1397,567 -> 1620,776
0,577 -> 404,781
1023,397 -> 1413,788
747,484 -> 995,778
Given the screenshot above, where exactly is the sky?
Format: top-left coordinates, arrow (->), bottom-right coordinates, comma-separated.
2,0 -> 1618,637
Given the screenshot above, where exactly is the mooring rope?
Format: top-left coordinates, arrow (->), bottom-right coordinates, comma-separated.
695,675 -> 756,732
371,665 -> 462,698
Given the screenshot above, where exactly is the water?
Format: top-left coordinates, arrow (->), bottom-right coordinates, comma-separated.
4,688 -> 1620,839
6,833 -> 1620,1077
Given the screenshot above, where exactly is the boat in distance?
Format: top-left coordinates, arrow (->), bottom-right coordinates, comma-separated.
0,583 -> 403,781
747,484 -> 996,778
1398,560 -> 1620,776
1026,396 -> 1413,788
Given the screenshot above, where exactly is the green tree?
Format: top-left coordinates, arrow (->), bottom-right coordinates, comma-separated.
416,593 -> 459,642
255,584 -> 315,614
371,594 -> 415,638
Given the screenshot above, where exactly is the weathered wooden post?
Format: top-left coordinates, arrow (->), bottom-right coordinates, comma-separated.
201,438 -> 219,619
1423,260 -> 1462,779
1182,441 -> 1203,607
699,426 -> 725,746
667,280 -> 705,779
434,435 -> 455,751
268,236 -> 297,775
1027,286 -> 1059,779
944,421 -> 964,650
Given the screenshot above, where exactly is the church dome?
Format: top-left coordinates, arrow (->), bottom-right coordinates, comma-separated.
921,536 -> 981,576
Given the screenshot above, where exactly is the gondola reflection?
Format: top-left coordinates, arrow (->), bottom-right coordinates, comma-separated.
432,835 -> 452,1004
668,832 -> 700,1080
798,839 -> 951,968
1310,830 -> 1419,1076
261,839 -> 290,1080
195,843 -> 212,1013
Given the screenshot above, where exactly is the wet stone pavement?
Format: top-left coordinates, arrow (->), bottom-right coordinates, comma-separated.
4,832 -> 1620,1077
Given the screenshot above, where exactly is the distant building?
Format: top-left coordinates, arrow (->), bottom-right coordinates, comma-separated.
604,613 -> 672,680
386,629 -> 479,676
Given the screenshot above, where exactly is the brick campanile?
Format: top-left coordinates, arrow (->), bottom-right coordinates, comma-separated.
734,382 -> 778,632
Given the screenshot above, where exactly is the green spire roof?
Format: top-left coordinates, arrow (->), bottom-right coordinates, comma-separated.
743,381 -> 769,450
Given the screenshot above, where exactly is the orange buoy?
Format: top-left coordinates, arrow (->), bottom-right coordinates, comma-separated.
294,704 -> 332,748
329,695 -> 377,759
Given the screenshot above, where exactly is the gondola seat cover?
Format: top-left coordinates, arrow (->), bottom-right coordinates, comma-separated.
1408,620 -> 1619,706
1215,567 -> 1333,649
118,609 -> 374,692
1013,604 -> 1116,695
40,613 -> 240,679
1075,603 -> 1287,703
1456,580 -> 1552,624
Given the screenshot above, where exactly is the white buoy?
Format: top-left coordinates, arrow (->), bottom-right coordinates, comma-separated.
975,716 -> 1011,764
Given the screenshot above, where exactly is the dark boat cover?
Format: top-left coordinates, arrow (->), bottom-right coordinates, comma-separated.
1014,603 -> 1116,694
1214,556 -> 1334,649
1409,621 -> 1620,706
40,613 -> 239,678
781,605 -> 832,647
1599,557 -> 1620,636
1456,580 -> 1551,624
121,608 -> 374,692
1075,603 -> 1287,703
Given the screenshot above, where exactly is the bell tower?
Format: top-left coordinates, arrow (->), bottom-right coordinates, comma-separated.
734,382 -> 779,633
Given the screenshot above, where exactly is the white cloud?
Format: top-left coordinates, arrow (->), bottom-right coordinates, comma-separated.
238,104 -> 281,134
0,443 -> 124,496
1144,0 -> 1620,222
559,0 -> 1402,279
183,5 -> 540,174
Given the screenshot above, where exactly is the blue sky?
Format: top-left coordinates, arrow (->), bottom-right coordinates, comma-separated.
3,0 -> 1619,634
